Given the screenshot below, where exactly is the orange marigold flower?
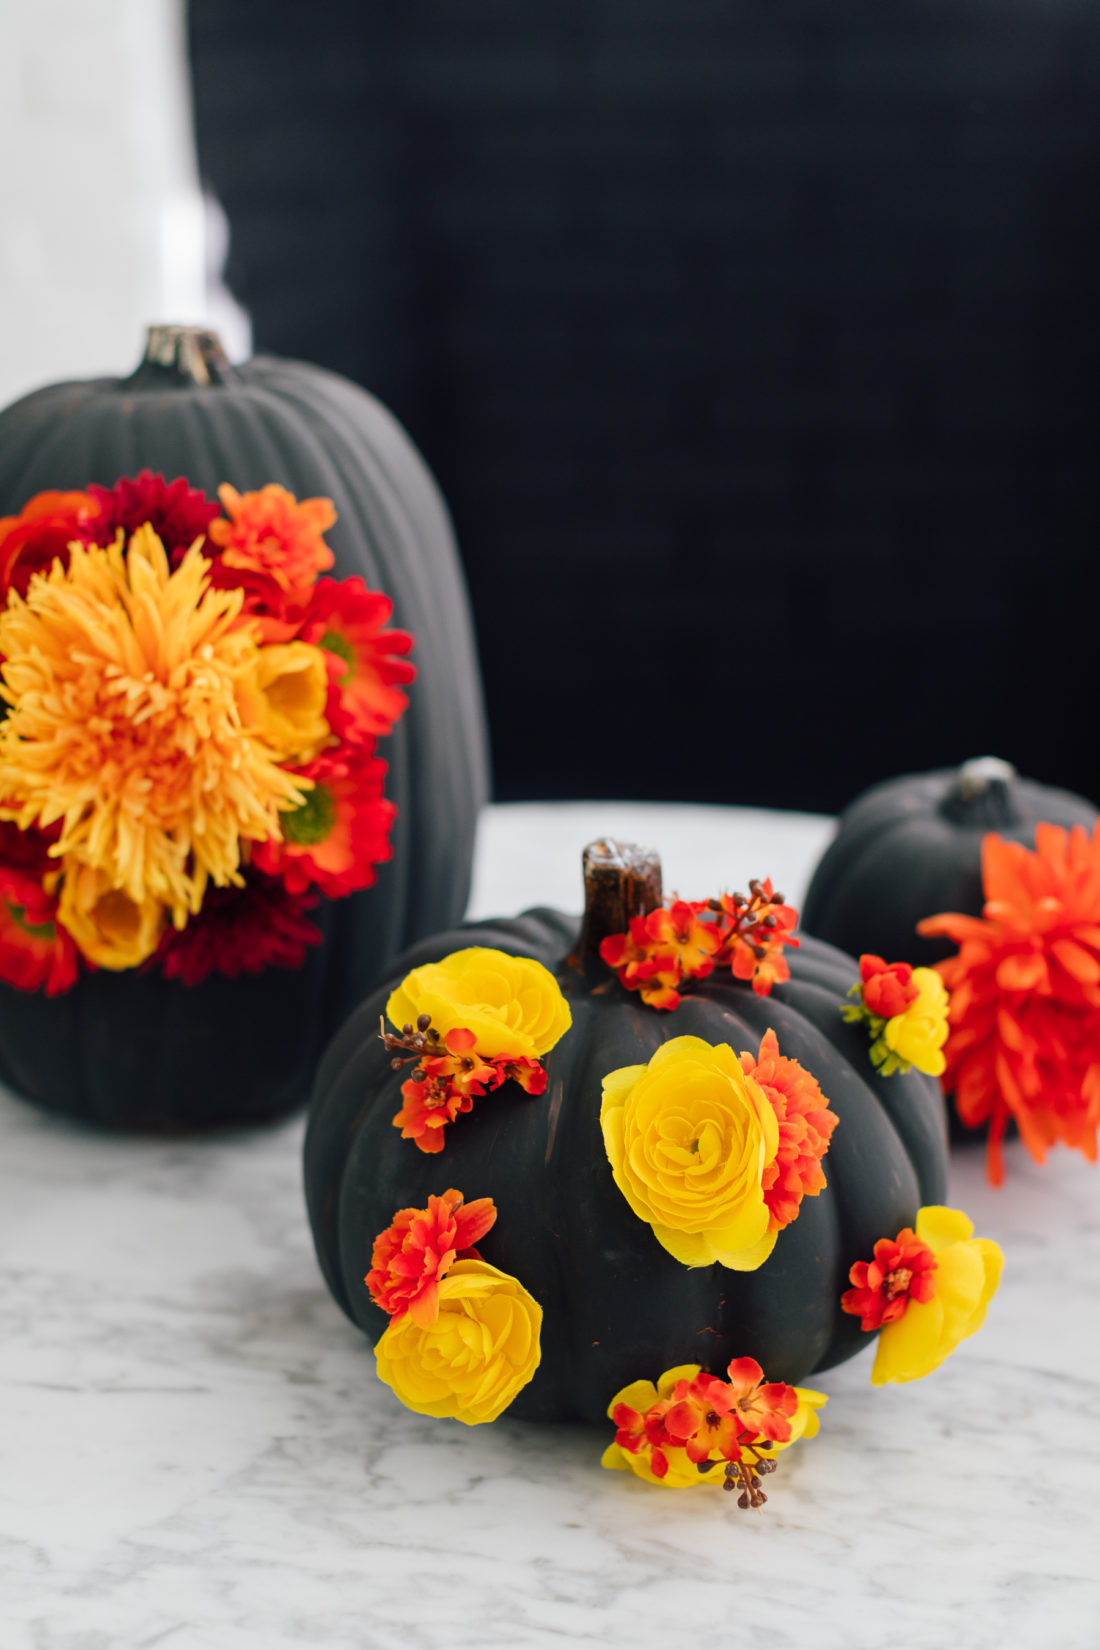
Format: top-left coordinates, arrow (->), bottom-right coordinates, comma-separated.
0,490 -> 100,599
859,954 -> 920,1019
302,575 -> 415,742
918,823 -> 1100,1184
207,484 -> 336,633
366,1188 -> 497,1327
740,1029 -> 839,1231
840,1228 -> 938,1332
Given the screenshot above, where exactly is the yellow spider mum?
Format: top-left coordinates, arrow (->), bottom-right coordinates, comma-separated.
0,527 -> 307,945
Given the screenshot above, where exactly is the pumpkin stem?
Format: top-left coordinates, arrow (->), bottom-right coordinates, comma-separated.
125,325 -> 238,389
568,839 -> 663,977
940,757 -> 1021,828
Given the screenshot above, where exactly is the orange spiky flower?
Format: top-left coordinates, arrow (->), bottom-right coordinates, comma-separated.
919,822 -> 1100,1184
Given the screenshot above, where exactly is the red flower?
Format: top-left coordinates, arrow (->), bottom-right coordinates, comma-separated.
665,1372 -> 743,1464
0,866 -> 79,995
841,1228 -> 938,1331
252,745 -> 395,898
152,872 -> 323,987
387,1024 -> 550,1153
740,1029 -> 839,1231
206,484 -> 336,637
643,901 -> 721,982
366,1188 -> 497,1327
392,1072 -> 475,1152
723,1356 -> 797,1445
859,954 -> 920,1020
611,1399 -> 673,1479
0,490 -> 100,599
87,472 -> 220,565
600,915 -> 684,1009
301,576 -> 415,742
919,823 -> 1100,1184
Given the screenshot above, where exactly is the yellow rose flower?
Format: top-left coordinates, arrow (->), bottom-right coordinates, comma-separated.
601,1362 -> 827,1488
386,946 -> 572,1061
241,640 -> 330,763
883,966 -> 949,1077
57,861 -> 166,969
374,1258 -> 542,1424
600,1036 -> 780,1270
872,1206 -> 1003,1385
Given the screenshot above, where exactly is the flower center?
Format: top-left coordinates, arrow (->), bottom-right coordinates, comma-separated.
319,629 -> 355,683
281,783 -> 336,846
883,1266 -> 913,1299
6,898 -> 55,941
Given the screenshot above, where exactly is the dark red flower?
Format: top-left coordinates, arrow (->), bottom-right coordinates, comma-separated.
153,871 -> 323,986
87,472 -> 220,565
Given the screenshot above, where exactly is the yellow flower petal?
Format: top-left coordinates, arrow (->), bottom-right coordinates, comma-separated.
387,947 -> 572,1060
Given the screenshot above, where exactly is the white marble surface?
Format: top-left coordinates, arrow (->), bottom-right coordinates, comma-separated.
2,802 -> 1099,1650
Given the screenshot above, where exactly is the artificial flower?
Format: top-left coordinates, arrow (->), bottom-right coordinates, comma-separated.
239,640 -> 331,764
739,1029 -> 838,1231
383,1019 -> 550,1153
0,490 -> 100,599
859,955 -> 920,1020
253,744 -> 394,898
919,823 -> 1100,1183
843,1207 -> 1003,1385
0,865 -> 79,994
153,871 -> 322,986
602,1361 -> 825,1495
880,967 -> 950,1076
87,471 -> 220,565
366,1189 -> 497,1326
56,861 -> 166,971
303,575 -> 415,741
0,528 -> 306,928
374,1257 -> 541,1424
386,947 -> 572,1062
600,1036 -> 780,1270
207,483 -> 335,629
840,1227 -> 938,1332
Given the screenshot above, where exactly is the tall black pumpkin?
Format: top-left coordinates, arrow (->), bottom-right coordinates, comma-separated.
802,758 -> 1097,969
304,841 -> 947,1425
0,326 -> 488,1129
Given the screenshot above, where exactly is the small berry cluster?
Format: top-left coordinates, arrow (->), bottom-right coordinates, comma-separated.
599,878 -> 800,1009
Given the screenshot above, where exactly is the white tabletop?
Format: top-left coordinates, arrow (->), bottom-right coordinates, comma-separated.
2,802 -> 1097,1650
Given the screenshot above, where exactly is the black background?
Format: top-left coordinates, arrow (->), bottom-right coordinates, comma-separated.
189,1 -> 1099,811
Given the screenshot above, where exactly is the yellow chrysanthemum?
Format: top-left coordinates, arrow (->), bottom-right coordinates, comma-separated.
0,527 -> 307,933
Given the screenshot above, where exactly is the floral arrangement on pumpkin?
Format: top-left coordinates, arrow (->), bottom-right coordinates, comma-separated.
364,886 -> 1001,1514
0,473 -> 412,989
918,823 -> 1100,1185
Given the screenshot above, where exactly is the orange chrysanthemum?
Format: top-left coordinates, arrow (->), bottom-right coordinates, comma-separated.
366,1189 -> 497,1327
740,1029 -> 839,1231
0,528 -> 306,946
919,823 -> 1100,1184
207,484 -> 335,630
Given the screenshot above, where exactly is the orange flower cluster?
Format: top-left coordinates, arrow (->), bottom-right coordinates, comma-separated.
840,1228 -> 938,1332
740,1030 -> 839,1232
919,823 -> 1100,1185
0,472 -> 414,990
611,1357 -> 798,1507
366,1188 -> 497,1326
599,879 -> 800,1009
382,1016 -> 547,1154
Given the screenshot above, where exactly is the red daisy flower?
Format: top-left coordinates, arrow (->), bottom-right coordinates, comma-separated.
252,745 -> 395,898
0,865 -> 79,995
153,872 -> 323,987
301,576 -> 414,742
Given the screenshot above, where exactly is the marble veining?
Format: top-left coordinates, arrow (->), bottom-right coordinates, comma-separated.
1,804 -> 1098,1649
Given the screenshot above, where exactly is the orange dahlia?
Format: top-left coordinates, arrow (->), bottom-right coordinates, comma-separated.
0,528 -> 306,958
919,823 -> 1100,1184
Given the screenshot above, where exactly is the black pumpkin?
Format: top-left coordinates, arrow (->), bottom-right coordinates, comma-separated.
802,758 -> 1097,970
304,841 -> 947,1424
0,326 -> 488,1129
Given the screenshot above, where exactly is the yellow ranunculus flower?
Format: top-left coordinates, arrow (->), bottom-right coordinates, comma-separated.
600,1036 -> 780,1271
883,967 -> 949,1077
374,1258 -> 542,1424
57,861 -> 166,970
601,1363 -> 827,1487
241,640 -> 330,763
386,946 -> 572,1061
872,1206 -> 1003,1385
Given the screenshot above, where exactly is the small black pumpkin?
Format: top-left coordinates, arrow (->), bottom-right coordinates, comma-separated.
802,758 -> 1097,970
0,326 -> 488,1130
304,840 -> 947,1424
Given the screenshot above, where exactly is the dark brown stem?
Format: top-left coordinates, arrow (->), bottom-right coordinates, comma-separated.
567,838 -> 663,977
124,325 -> 238,390
940,756 -> 1020,828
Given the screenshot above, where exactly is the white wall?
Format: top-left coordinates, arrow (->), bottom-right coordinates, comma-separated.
0,0 -> 245,409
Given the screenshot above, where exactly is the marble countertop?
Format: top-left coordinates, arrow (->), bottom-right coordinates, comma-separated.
2,802 -> 1098,1650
